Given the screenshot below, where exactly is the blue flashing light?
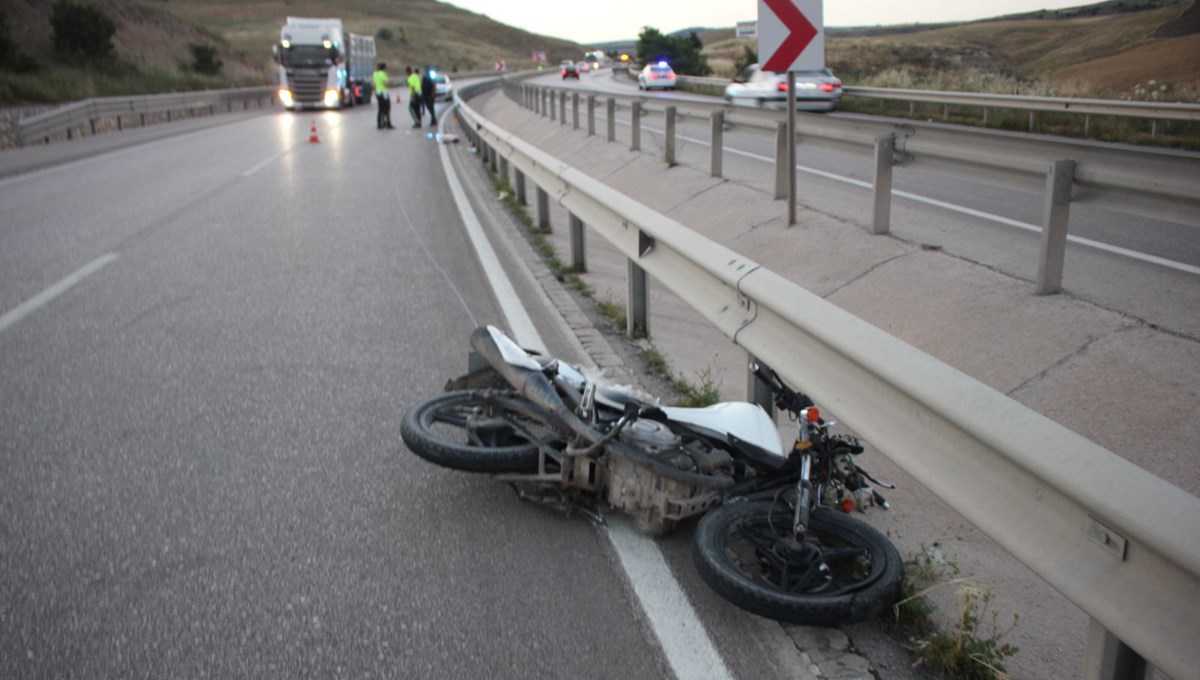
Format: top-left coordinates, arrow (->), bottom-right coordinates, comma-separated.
657,61 -> 668,67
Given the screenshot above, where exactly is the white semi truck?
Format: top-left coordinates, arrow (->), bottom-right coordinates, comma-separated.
273,17 -> 377,111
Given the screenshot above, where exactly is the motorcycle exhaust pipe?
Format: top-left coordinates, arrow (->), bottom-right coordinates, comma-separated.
470,326 -> 733,490
470,326 -> 594,440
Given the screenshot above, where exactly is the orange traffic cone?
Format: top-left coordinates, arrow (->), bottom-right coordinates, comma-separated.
307,121 -> 320,143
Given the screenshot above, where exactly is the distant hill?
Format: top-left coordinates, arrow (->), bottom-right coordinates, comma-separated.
140,0 -> 586,76
0,0 -> 588,88
2,0 -> 1195,104
701,0 -> 1199,96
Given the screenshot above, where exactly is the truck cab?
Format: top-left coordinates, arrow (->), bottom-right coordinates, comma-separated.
274,17 -> 375,111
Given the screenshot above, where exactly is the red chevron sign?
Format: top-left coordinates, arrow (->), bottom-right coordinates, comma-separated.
758,0 -> 824,72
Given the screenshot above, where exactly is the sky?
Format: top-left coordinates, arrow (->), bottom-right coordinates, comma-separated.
444,0 -> 1097,45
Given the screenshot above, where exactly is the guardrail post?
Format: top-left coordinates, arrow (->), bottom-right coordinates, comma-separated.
572,93 -> 579,130
872,133 -> 896,235
569,213 -> 587,272
774,122 -> 788,200
1037,159 -> 1075,296
711,111 -> 724,178
627,258 -> 649,338
1084,619 -> 1149,680
746,354 -> 775,417
536,186 -> 550,231
498,155 -> 508,180
549,91 -> 555,121
515,169 -> 527,206
664,106 -> 676,166
631,102 -> 642,151
560,92 -> 567,125
587,95 -> 595,136
607,98 -> 616,142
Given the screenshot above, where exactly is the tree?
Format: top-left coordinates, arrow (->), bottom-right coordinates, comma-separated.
189,43 -> 222,75
733,45 -> 757,76
635,26 -> 711,77
50,0 -> 116,62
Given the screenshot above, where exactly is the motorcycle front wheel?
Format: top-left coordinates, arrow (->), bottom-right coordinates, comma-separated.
401,390 -> 560,473
693,500 -> 902,627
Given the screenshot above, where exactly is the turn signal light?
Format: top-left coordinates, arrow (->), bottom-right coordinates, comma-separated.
840,497 -> 856,513
806,407 -> 821,423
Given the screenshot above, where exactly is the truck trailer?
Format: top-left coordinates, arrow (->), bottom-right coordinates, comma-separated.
273,17 -> 377,111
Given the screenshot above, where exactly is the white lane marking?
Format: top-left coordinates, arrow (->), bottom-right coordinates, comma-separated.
242,150 -> 290,177
614,117 -> 1200,276
436,113 -> 546,354
0,253 -> 118,333
606,518 -> 737,680
438,107 -> 733,680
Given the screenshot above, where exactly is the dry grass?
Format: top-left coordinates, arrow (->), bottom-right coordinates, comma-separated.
0,0 -> 588,104
703,0 -> 1199,99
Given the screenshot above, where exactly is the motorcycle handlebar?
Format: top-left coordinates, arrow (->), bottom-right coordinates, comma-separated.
750,362 -> 814,413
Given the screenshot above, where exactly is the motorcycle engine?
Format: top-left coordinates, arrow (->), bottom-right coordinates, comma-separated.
619,420 -> 731,473
621,420 -> 682,455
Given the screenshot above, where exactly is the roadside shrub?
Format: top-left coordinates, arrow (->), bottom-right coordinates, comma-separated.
51,0 -> 116,62
733,45 -> 757,76
0,10 -> 39,73
189,43 -> 222,75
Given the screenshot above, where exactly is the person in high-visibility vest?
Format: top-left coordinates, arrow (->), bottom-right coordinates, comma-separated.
406,66 -> 423,128
372,63 -> 393,129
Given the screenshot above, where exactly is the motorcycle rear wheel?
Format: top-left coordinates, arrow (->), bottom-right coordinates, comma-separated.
401,391 -> 557,473
693,500 -> 902,627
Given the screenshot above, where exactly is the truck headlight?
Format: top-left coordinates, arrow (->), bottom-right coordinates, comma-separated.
324,89 -> 340,107
279,89 -> 294,108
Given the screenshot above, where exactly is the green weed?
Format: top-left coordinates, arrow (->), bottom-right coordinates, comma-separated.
890,545 -> 1020,680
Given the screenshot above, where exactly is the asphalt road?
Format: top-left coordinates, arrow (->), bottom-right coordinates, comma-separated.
2,94 -> 909,679
0,105 -> 674,679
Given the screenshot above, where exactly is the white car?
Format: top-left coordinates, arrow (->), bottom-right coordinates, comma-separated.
637,62 -> 677,91
724,64 -> 842,112
430,70 -> 453,101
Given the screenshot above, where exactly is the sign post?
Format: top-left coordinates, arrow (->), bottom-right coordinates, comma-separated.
758,0 -> 824,225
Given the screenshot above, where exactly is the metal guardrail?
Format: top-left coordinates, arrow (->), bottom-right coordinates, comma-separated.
15,87 -> 278,147
511,78 -> 1200,293
452,76 -> 1200,680
12,69 -> 507,148
675,75 -> 1200,123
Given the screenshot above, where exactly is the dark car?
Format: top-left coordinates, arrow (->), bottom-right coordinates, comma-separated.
561,60 -> 580,79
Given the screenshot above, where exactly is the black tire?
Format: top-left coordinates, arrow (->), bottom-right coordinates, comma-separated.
693,500 -> 902,627
400,391 -> 558,473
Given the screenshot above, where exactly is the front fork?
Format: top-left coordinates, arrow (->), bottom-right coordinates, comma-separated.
793,452 -> 813,539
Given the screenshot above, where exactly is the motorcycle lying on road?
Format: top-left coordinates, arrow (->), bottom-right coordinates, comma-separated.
401,325 -> 902,626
